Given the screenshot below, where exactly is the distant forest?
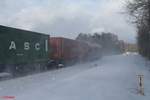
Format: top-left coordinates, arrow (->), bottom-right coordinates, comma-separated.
76,32 -> 125,55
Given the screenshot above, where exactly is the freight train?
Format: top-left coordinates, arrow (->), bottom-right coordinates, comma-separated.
0,25 -> 102,76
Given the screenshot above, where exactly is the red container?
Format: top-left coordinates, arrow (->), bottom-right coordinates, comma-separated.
49,37 -> 90,63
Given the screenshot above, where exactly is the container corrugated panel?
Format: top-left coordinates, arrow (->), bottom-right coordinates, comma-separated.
50,37 -> 78,60
49,37 -> 62,59
0,25 -> 50,64
62,38 -> 79,59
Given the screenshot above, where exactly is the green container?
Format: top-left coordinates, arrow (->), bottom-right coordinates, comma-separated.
0,25 -> 50,64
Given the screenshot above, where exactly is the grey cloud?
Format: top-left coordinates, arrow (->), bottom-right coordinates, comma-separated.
0,0 -> 136,43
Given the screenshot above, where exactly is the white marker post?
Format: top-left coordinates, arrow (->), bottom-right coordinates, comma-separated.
137,75 -> 144,95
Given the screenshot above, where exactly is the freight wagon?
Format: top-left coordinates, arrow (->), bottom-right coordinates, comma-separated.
50,37 -> 102,66
0,25 -> 50,76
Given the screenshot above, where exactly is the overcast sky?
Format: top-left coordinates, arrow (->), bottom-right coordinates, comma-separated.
0,0 -> 136,43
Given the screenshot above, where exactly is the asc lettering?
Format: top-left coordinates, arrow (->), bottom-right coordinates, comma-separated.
24,42 -> 30,50
9,40 -> 48,51
9,41 -> 16,50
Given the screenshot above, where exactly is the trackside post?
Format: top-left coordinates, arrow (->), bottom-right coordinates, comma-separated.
137,74 -> 144,95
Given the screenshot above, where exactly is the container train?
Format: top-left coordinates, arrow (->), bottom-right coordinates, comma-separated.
0,25 -> 102,76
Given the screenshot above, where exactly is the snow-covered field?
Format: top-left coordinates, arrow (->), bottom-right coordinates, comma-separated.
0,53 -> 150,100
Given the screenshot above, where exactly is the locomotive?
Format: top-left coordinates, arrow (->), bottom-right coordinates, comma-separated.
0,25 -> 102,77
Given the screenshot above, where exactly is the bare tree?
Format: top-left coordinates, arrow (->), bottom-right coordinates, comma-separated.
126,0 -> 150,58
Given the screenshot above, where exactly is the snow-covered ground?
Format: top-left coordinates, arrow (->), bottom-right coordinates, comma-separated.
0,53 -> 150,100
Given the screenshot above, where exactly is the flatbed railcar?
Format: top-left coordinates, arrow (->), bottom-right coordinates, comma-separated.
0,25 -> 50,76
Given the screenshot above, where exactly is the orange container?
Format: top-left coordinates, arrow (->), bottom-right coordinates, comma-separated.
49,37 -> 90,62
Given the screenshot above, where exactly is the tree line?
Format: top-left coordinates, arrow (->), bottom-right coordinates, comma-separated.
126,0 -> 150,59
76,32 -> 125,56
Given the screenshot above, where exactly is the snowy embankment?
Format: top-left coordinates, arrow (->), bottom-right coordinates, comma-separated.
0,53 -> 150,100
